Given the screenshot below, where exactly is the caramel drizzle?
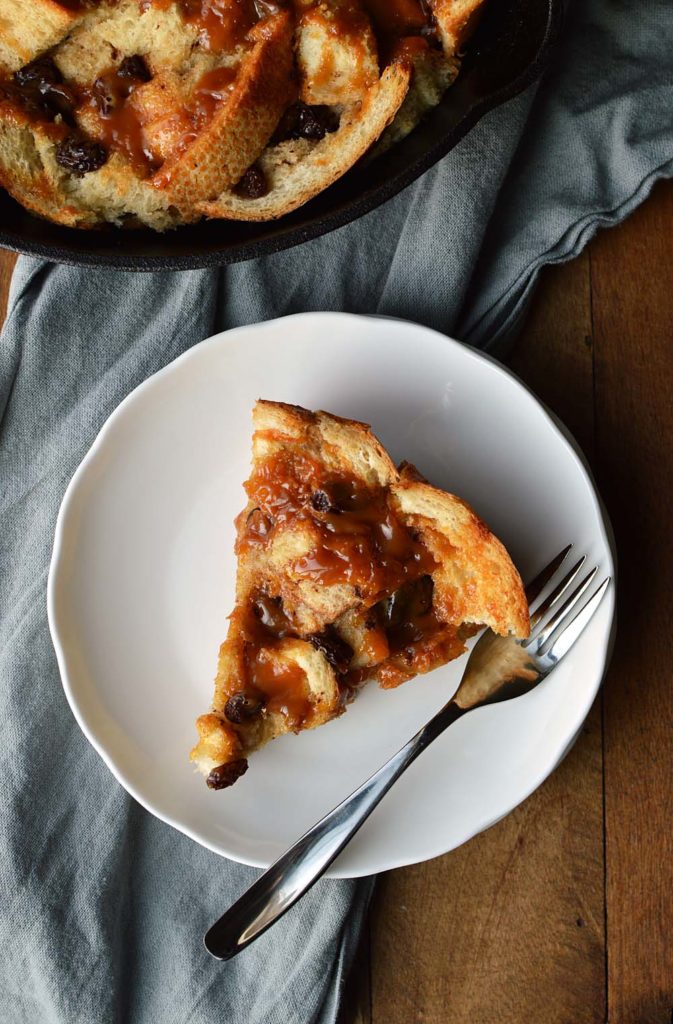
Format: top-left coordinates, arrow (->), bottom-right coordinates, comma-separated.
80,65 -> 155,175
139,0 -> 438,60
139,0 -> 260,51
231,447 -> 455,711
239,450 -> 437,599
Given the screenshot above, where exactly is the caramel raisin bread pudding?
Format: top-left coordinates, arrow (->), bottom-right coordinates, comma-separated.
0,0 -> 487,230
191,400 -> 529,790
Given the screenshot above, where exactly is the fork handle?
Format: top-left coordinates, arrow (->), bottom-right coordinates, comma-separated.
204,699 -> 466,960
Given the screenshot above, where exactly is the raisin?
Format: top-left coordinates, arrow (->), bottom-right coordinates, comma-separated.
55,135 -> 108,175
92,77 -> 116,116
419,0 -> 442,47
273,102 -> 339,143
252,593 -> 291,637
254,0 -> 288,17
310,488 -> 342,514
411,575 -> 434,617
41,82 -> 75,122
1,81 -> 44,119
117,54 -> 152,83
295,103 -> 339,140
246,506 -> 272,539
206,758 -> 249,789
235,164 -> 268,199
14,56 -> 62,90
224,692 -> 264,724
381,575 -> 434,629
11,57 -> 75,123
311,490 -> 331,513
308,627 -> 353,675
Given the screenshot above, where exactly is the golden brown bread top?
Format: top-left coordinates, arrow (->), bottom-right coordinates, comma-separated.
0,0 -> 487,230
191,400 -> 529,788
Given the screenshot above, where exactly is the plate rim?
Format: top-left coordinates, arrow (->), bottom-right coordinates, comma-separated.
47,311 -> 615,877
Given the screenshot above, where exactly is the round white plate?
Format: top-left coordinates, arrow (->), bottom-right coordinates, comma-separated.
48,313 -> 614,878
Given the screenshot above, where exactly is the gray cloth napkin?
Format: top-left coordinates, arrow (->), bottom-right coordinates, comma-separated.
1,1 -> 672,1021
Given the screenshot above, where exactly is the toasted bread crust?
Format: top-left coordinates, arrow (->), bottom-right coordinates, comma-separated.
391,473 -> 530,638
198,62 -> 411,222
190,400 -> 528,785
155,12 -> 295,211
428,0 -> 487,55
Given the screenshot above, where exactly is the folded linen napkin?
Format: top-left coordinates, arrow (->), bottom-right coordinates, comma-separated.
1,1 -> 671,1021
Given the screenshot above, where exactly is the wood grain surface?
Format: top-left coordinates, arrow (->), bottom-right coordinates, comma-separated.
591,184 -> 673,1024
0,250 -> 16,325
1,181 -> 672,1024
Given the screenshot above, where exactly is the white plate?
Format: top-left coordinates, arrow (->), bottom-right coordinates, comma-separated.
48,313 -> 614,878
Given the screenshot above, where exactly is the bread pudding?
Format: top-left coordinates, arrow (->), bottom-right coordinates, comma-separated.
190,400 -> 529,789
0,0 -> 487,231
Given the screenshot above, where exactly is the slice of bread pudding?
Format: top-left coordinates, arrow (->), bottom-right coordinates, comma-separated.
191,400 -> 529,789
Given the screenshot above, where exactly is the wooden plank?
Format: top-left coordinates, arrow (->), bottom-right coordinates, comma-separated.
509,252 -> 594,457
0,249 -> 17,326
591,179 -> 673,1024
370,719 -> 604,1023
367,253 -> 606,1024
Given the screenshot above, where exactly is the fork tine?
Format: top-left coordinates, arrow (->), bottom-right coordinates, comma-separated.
541,577 -> 612,661
529,555 -> 587,632
525,544 -> 572,606
524,566 -> 598,649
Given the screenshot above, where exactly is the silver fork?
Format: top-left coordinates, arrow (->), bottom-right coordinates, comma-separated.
204,546 -> 611,960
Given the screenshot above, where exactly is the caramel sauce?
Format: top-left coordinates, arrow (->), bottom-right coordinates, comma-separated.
375,626 -> 466,688
304,0 -> 438,77
127,0 -> 439,186
140,0 -> 260,51
251,590 -> 293,637
235,450 -> 319,556
364,0 -> 437,64
343,575 -> 467,689
185,63 -> 238,127
360,618 -> 390,664
239,450 -> 436,601
348,610 -> 465,689
247,647 -> 312,728
231,449 -> 448,709
300,0 -> 376,98
363,0 -> 427,37
16,0 -> 439,185
181,0 -> 259,52
319,0 -> 374,47
387,34 -> 431,64
291,488 -> 434,594
230,447 -> 468,709
227,595 -> 313,729
81,66 -> 155,175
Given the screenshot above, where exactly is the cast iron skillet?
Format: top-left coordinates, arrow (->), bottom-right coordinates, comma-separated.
0,0 -> 563,270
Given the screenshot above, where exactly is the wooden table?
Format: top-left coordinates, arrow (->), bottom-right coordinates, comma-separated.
2,181 -> 672,1024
